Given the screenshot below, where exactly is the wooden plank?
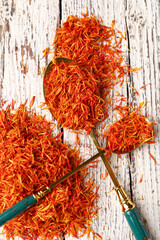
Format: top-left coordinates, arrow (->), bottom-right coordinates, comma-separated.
62,1 -> 134,240
126,0 -> 160,239
0,0 -> 61,239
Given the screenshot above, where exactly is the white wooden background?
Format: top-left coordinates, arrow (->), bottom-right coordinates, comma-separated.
0,0 -> 160,240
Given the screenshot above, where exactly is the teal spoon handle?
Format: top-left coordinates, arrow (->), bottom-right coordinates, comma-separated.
0,194 -> 37,226
124,207 -> 151,240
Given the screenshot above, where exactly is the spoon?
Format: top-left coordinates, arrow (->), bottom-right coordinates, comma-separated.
0,151 -> 105,227
43,57 -> 152,240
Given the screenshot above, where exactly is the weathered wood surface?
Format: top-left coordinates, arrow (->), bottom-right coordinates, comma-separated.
0,0 -> 160,239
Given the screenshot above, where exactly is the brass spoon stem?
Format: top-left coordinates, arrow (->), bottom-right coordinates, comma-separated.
90,129 -> 135,212
90,129 -> 120,188
34,150 -> 105,200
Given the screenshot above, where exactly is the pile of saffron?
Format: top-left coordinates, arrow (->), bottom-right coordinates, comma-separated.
105,110 -> 155,153
43,14 -> 130,131
0,104 -> 99,240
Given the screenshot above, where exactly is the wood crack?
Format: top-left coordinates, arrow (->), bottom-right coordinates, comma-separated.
59,0 -> 62,24
59,1 -> 65,240
125,10 -> 133,201
59,0 -> 64,146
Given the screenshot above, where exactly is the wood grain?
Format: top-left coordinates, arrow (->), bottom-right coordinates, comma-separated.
0,0 -> 160,239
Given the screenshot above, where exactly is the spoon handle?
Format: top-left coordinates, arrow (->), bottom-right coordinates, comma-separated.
0,195 -> 37,227
89,129 -> 151,240
124,207 -> 151,240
